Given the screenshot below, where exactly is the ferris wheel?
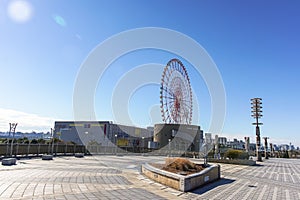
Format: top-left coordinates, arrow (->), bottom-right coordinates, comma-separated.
160,58 -> 193,124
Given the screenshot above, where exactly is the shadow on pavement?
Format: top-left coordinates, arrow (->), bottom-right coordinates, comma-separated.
190,178 -> 235,195
254,163 -> 264,167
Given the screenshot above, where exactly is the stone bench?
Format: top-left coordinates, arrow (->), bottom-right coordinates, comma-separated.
42,154 -> 53,160
2,158 -> 17,166
75,153 -> 84,158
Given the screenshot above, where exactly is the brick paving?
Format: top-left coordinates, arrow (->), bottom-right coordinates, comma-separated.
0,156 -> 299,199
183,158 -> 300,200
0,156 -> 179,200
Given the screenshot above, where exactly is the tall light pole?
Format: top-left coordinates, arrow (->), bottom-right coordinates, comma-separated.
251,98 -> 263,162
168,138 -> 171,157
9,123 -> 18,157
142,136 -> 145,155
263,137 -> 269,159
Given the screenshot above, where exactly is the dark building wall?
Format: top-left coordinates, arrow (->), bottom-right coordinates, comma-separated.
153,123 -> 202,151
54,121 -> 153,147
54,121 -> 109,145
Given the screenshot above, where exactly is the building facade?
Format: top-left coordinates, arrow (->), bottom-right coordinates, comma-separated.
153,123 -> 203,152
218,137 -> 227,145
54,121 -> 153,149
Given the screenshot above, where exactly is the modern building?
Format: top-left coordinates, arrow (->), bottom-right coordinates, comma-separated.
226,138 -> 245,150
218,137 -> 227,145
153,123 -> 203,152
54,121 -> 153,149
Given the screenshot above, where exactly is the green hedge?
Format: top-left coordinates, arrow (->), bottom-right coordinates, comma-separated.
224,149 -> 249,160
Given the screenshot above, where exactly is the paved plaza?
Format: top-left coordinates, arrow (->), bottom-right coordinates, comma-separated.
0,155 -> 300,200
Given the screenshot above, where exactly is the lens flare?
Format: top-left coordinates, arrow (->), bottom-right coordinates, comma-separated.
52,14 -> 66,27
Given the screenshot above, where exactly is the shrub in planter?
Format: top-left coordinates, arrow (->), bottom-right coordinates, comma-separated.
225,149 -> 249,160
238,151 -> 250,160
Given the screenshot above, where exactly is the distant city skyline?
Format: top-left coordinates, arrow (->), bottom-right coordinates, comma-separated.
0,130 -> 298,150
0,1 -> 299,147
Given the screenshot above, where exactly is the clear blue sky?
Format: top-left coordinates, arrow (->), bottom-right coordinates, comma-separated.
0,0 -> 299,147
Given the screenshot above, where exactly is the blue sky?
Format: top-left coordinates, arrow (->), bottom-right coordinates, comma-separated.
0,0 -> 299,147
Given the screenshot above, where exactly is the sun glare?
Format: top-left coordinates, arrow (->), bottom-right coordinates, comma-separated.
7,0 -> 33,23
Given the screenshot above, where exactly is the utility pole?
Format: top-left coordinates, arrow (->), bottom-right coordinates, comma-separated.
251,98 -> 263,162
263,137 -> 269,159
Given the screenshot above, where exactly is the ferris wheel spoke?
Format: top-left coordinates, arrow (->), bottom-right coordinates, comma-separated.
161,86 -> 176,97
165,112 -> 173,123
161,95 -> 176,100
180,101 -> 192,108
179,98 -> 192,103
162,99 -> 175,106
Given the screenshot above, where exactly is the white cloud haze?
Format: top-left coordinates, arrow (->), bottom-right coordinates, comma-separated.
0,108 -> 55,133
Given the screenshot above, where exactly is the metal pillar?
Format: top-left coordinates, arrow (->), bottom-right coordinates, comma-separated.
270,143 -> 273,157
251,98 -> 263,162
114,134 -> 117,155
168,138 -> 171,157
51,128 -> 55,155
244,137 -> 250,152
256,126 -> 262,161
9,123 -> 18,157
263,137 -> 269,159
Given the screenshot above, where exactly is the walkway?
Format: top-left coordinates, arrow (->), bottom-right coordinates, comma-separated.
0,156 -> 299,199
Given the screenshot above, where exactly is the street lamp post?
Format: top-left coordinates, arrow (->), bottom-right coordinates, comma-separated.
9,123 -> 18,157
251,98 -> 263,162
142,137 -> 145,155
115,134 -> 118,155
168,138 -> 171,157
204,143 -> 208,166
51,128 -> 55,156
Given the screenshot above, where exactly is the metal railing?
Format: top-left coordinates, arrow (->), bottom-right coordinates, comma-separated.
0,143 -> 86,158
0,143 -> 207,159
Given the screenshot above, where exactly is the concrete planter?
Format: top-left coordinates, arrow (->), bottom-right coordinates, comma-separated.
2,158 -> 17,166
42,154 -> 53,160
142,163 -> 220,192
208,158 -> 256,166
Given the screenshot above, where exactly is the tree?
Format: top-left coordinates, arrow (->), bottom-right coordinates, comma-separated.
37,139 -> 46,144
31,139 -> 38,144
